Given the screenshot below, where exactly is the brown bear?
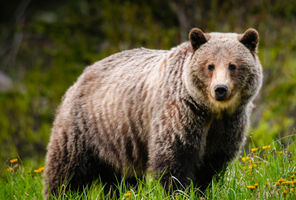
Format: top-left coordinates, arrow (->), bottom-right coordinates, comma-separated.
43,28 -> 263,198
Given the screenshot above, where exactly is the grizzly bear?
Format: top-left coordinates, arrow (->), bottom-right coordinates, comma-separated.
43,28 -> 263,198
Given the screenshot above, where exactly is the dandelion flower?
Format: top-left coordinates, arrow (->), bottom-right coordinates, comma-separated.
283,189 -> 287,195
10,158 -> 18,164
265,182 -> 269,186
291,175 -> 294,179
7,167 -> 13,172
278,178 -> 285,183
284,181 -> 292,185
262,145 -> 271,150
242,157 -> 249,162
34,167 -> 45,173
123,191 -> 131,197
251,148 -> 258,152
291,188 -> 294,192
279,151 -> 283,155
248,164 -> 257,168
254,183 -> 258,188
275,181 -> 280,186
248,159 -> 253,163
247,185 -> 256,190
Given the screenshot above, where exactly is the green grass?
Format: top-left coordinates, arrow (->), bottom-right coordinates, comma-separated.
1,139 -> 296,200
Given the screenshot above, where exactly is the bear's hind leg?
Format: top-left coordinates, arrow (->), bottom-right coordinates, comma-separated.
43,134 -> 102,199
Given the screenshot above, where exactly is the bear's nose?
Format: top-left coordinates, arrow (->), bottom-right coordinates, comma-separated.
214,85 -> 228,101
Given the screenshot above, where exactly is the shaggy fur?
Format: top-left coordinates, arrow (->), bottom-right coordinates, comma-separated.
43,28 -> 263,199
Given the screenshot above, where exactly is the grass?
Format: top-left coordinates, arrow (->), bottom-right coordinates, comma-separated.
1,139 -> 296,200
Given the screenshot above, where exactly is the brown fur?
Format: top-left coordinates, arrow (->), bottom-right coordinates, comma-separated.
43,28 -> 263,198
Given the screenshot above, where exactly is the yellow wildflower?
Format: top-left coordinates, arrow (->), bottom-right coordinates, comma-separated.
292,179 -> 296,184
7,167 -> 14,172
34,167 -> 45,173
254,183 -> 258,188
265,182 -> 269,186
291,175 -> 294,179
291,188 -> 294,192
247,185 -> 256,190
251,148 -> 258,152
284,181 -> 292,185
279,151 -> 283,155
283,189 -> 287,195
248,164 -> 257,168
278,178 -> 285,183
124,191 -> 131,197
242,157 -> 249,162
10,158 -> 18,164
262,145 -> 271,150
275,181 -> 280,186
248,159 -> 253,163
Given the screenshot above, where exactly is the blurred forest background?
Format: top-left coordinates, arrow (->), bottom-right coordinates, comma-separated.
0,0 -> 295,168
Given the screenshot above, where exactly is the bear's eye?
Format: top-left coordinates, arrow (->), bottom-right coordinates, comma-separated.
208,64 -> 215,71
228,64 -> 236,72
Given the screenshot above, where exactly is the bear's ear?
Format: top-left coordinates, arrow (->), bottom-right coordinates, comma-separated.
239,28 -> 259,53
189,28 -> 208,51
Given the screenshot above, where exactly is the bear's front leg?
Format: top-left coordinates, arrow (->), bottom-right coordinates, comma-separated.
148,127 -> 203,192
195,109 -> 249,191
149,143 -> 196,190
147,99 -> 208,192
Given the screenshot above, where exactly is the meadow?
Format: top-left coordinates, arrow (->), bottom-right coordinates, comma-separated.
2,138 -> 296,200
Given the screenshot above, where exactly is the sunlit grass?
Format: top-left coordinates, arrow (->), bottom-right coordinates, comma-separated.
1,138 -> 296,199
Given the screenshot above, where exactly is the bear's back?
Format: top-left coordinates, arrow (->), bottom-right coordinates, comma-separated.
86,48 -> 168,81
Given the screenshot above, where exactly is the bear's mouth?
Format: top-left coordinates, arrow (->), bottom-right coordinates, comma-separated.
209,90 -> 236,106
208,92 -> 240,113
216,96 -> 227,101
211,95 -> 231,103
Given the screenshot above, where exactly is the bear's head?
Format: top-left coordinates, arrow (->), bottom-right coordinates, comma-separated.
184,28 -> 263,114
